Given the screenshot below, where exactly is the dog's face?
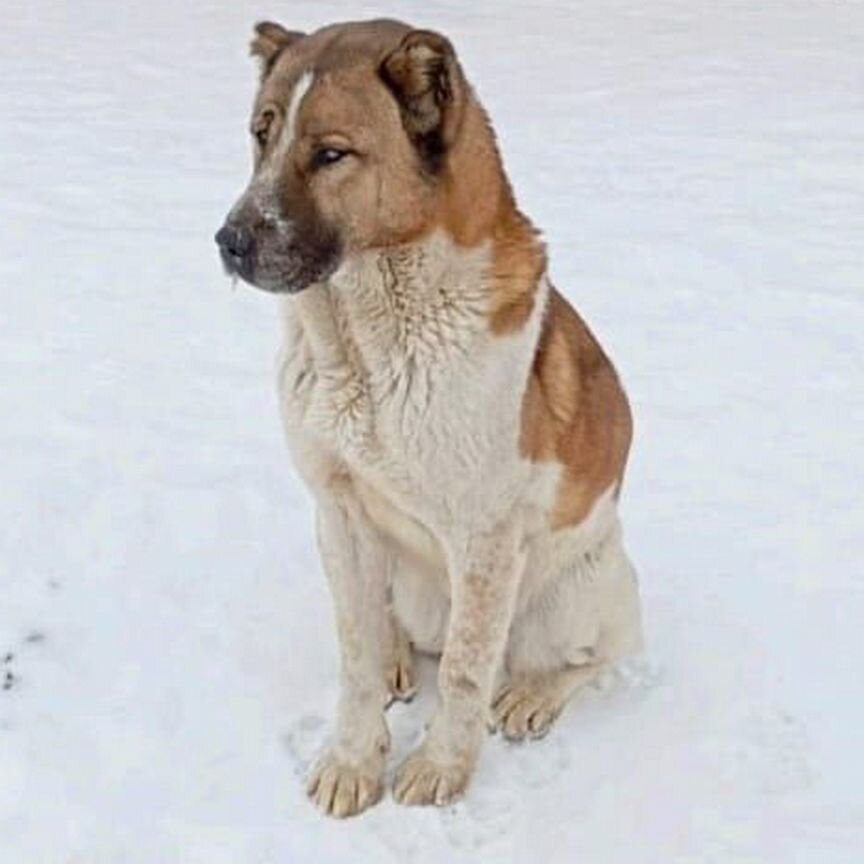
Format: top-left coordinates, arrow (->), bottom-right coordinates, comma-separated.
216,20 -> 469,294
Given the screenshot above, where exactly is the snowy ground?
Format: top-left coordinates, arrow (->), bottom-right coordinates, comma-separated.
2,0 -> 863,861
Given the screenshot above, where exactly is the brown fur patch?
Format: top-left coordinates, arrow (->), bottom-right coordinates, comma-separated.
379,30 -> 465,173
390,77 -> 546,334
520,290 -> 633,529
488,209 -> 546,335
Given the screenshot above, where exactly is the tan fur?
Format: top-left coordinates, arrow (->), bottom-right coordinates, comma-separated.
487,209 -> 547,334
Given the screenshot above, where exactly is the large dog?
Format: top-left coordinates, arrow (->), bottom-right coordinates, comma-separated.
216,19 -> 642,818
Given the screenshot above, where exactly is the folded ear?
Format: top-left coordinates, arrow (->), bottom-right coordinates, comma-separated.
379,30 -> 466,172
250,21 -> 305,77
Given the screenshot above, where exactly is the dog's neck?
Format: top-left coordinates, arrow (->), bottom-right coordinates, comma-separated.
291,231 -> 495,373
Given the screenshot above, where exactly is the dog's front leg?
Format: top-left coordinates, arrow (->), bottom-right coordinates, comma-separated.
307,483 -> 391,818
393,521 -> 525,806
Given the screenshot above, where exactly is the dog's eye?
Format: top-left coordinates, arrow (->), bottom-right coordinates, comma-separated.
312,147 -> 350,169
252,109 -> 276,149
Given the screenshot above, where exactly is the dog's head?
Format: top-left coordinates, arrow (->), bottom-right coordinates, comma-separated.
216,19 -> 491,294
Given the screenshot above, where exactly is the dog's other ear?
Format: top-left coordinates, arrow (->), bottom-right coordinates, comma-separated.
250,21 -> 305,78
379,30 -> 466,173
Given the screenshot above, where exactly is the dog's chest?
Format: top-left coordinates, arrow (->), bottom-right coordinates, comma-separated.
279,238 -> 537,531
329,251 -> 497,488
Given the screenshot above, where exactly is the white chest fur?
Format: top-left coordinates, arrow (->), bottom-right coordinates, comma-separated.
277,232 -> 549,550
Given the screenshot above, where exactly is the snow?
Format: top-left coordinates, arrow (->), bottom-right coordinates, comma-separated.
2,0 -> 863,861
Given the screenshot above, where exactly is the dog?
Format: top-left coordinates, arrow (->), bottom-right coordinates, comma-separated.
216,18 -> 642,818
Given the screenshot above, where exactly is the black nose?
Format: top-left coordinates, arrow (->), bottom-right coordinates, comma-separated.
215,223 -> 253,260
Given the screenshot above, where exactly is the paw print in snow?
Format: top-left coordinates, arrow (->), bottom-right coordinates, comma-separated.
2,652 -> 17,691
2,632 -> 47,693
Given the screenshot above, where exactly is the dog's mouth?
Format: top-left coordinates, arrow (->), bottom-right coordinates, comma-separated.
227,259 -> 338,295
217,245 -> 257,287
215,227 -> 342,295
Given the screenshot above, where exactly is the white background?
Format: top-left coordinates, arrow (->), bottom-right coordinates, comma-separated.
2,1 -> 863,861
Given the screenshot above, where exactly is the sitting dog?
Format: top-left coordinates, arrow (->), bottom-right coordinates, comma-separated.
216,18 -> 642,818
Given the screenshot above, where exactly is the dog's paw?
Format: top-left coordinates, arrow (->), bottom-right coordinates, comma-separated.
392,746 -> 471,807
491,682 -> 563,742
307,750 -> 384,818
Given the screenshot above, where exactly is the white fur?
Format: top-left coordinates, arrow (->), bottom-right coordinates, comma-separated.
284,72 -> 313,149
278,231 -> 641,813
253,72 -> 313,230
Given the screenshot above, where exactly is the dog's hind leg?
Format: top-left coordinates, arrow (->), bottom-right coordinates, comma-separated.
495,522 -> 642,741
